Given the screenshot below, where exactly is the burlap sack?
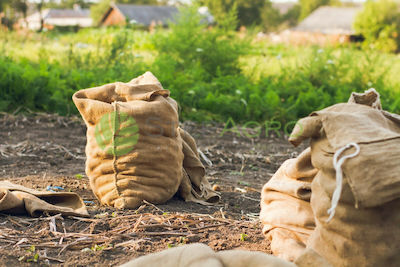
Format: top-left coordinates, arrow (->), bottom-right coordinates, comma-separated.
288,89 -> 400,266
260,148 -> 317,261
119,243 -> 296,267
73,72 -> 218,209
294,248 -> 332,267
217,250 -> 296,267
0,180 -> 88,217
179,128 -> 220,205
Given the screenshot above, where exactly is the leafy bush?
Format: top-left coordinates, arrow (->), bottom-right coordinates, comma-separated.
149,6 -> 250,120
153,7 -> 247,78
0,29 -> 147,115
354,0 -> 400,53
299,0 -> 336,21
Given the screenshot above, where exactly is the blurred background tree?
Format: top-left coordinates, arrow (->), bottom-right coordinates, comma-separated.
198,0 -> 283,31
91,0 -> 111,24
235,0 -> 267,26
0,0 -> 10,13
354,0 -> 400,53
12,0 -> 28,27
282,4 -> 301,27
299,0 -> 338,20
260,1 -> 282,31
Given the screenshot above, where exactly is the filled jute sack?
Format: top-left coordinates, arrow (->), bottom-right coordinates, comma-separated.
260,148 -> 317,261
287,89 -> 400,266
73,72 -> 219,209
119,243 -> 297,267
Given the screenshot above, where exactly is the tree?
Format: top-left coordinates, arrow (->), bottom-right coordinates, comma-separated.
197,0 -> 286,31
0,0 -> 11,28
91,0 -> 111,25
298,0 -> 337,21
354,0 -> 400,53
260,1 -> 282,31
0,0 -> 11,13
30,0 -> 55,32
236,0 -> 267,26
0,0 -> 29,29
282,4 -> 301,27
12,0 -> 28,27
36,0 -> 46,32
199,0 -> 273,27
198,0 -> 234,27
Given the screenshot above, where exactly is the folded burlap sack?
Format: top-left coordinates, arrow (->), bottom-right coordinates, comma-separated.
179,128 -> 220,205
287,89 -> 400,266
0,180 -> 88,217
119,243 -> 297,267
260,148 -> 317,261
73,72 -> 219,209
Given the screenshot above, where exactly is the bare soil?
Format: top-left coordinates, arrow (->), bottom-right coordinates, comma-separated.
0,113 -> 307,266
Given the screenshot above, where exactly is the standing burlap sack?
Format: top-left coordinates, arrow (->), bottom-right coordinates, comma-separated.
73,72 -> 218,209
288,89 -> 400,266
73,72 -> 184,209
260,148 -> 317,261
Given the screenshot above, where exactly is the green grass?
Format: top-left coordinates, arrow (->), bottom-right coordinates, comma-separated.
1,13 -> 400,124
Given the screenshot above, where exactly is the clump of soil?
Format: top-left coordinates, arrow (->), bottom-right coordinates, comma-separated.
0,113 -> 306,266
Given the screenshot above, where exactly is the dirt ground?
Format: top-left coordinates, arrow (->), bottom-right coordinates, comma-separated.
0,113 -> 307,266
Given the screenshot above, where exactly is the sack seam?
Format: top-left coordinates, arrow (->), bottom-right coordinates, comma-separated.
112,102 -> 122,200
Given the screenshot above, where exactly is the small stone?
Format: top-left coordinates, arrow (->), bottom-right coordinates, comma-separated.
187,234 -> 201,243
212,184 -> 221,191
64,152 -> 72,160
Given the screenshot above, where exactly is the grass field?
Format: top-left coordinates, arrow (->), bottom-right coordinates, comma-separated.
2,11 -> 400,123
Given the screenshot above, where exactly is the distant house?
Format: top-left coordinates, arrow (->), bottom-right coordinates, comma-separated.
100,4 -> 178,27
287,6 -> 363,45
24,8 -> 92,30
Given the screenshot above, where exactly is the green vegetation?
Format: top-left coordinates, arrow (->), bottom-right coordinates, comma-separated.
75,174 -> 84,179
199,0 -> 267,27
299,0 -> 338,20
198,0 -> 297,31
1,7 -> 400,124
354,0 -> 400,53
91,0 -> 112,25
240,233 -> 248,241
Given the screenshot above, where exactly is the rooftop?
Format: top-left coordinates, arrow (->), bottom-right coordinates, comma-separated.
294,6 -> 362,35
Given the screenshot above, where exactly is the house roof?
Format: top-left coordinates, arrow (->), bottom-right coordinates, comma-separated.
45,9 -> 90,19
110,4 -> 178,26
294,6 -> 362,35
27,8 -> 91,21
